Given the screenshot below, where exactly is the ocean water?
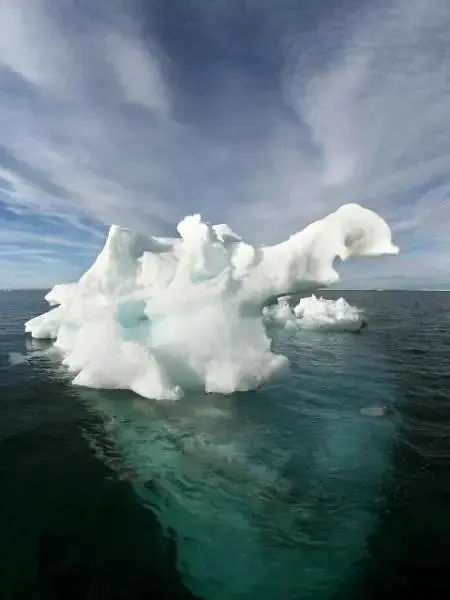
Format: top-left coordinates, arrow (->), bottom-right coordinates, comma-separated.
1,290 -> 450,599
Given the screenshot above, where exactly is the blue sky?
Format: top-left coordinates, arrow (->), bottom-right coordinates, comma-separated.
0,0 -> 449,289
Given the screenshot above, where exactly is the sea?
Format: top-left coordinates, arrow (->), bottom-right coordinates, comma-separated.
1,289 -> 450,600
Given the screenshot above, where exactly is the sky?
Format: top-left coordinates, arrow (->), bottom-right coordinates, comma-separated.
0,0 -> 449,289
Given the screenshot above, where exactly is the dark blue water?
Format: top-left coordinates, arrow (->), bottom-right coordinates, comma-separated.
1,290 -> 450,599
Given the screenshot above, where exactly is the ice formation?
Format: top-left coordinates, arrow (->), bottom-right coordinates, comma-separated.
263,294 -> 365,331
25,204 -> 398,399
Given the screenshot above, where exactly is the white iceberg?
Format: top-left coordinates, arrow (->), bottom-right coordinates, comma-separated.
263,294 -> 365,332
25,203 -> 398,399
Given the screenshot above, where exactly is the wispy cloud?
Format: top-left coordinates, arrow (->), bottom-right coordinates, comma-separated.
0,0 -> 448,287
286,0 -> 450,285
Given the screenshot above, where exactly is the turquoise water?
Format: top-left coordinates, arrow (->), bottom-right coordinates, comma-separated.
1,290 -> 450,599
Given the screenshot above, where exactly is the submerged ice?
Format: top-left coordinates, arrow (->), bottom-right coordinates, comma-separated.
25,204 -> 398,399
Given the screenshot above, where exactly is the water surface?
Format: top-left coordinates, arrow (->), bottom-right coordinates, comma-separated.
1,290 -> 450,599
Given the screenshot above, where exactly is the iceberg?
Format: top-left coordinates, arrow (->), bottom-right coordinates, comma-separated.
25,203 -> 398,400
263,294 -> 366,332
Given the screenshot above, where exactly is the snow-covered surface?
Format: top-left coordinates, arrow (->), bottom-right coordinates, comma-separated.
25,203 -> 398,399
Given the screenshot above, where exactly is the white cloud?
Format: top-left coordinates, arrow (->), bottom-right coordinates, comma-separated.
103,31 -> 169,111
0,0 -> 75,90
0,0 -> 175,236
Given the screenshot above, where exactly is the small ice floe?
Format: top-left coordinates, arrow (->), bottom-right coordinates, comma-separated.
360,406 -> 387,418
